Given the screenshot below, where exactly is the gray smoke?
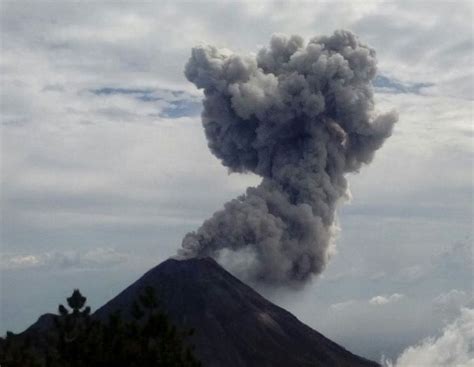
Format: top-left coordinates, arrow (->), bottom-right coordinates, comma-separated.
179,30 -> 397,287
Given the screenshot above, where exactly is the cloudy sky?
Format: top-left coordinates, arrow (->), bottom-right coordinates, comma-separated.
1,0 -> 472,364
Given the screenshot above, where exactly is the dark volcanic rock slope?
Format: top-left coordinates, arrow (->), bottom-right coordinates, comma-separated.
94,258 -> 379,367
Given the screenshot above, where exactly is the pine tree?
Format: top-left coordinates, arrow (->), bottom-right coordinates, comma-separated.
0,288 -> 201,367
52,289 -> 97,367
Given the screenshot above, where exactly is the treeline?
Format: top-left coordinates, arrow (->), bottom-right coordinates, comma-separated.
0,287 -> 200,367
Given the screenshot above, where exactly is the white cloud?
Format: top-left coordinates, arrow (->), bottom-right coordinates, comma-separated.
370,294 -> 404,306
0,254 -> 42,269
330,300 -> 356,312
384,308 -> 474,367
0,248 -> 128,270
331,294 -> 405,310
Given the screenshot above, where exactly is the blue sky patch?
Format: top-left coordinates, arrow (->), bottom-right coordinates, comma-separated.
90,87 -> 202,118
374,75 -> 434,94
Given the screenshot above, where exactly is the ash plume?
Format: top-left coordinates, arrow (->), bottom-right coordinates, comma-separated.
179,30 -> 397,287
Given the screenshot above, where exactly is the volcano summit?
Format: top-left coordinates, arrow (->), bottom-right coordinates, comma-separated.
94,257 -> 379,367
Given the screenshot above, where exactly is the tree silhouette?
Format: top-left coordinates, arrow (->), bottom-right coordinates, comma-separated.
52,289 -> 98,367
0,288 -> 200,367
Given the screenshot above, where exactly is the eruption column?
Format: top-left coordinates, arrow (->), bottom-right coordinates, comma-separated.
179,30 -> 397,287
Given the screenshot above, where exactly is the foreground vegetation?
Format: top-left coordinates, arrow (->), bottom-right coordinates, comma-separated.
0,287 -> 200,367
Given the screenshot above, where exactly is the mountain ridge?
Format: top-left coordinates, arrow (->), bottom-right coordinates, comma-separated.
92,257 -> 379,367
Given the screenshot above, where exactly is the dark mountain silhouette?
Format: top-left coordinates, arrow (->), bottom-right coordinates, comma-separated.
91,257 -> 379,367
24,313 -> 55,333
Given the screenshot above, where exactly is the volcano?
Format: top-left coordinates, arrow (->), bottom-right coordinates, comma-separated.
92,257 -> 378,367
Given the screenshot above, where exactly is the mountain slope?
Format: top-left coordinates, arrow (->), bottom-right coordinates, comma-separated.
94,257 -> 379,367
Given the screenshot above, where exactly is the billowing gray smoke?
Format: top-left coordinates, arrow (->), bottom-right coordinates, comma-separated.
179,30 -> 397,287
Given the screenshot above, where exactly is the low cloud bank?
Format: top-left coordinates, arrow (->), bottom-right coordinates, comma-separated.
383,307 -> 474,367
369,293 -> 404,306
1,248 -> 127,270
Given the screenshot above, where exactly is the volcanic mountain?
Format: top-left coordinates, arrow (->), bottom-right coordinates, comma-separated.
91,257 -> 378,367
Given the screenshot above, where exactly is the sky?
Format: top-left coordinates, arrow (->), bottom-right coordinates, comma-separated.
1,0 -> 473,364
